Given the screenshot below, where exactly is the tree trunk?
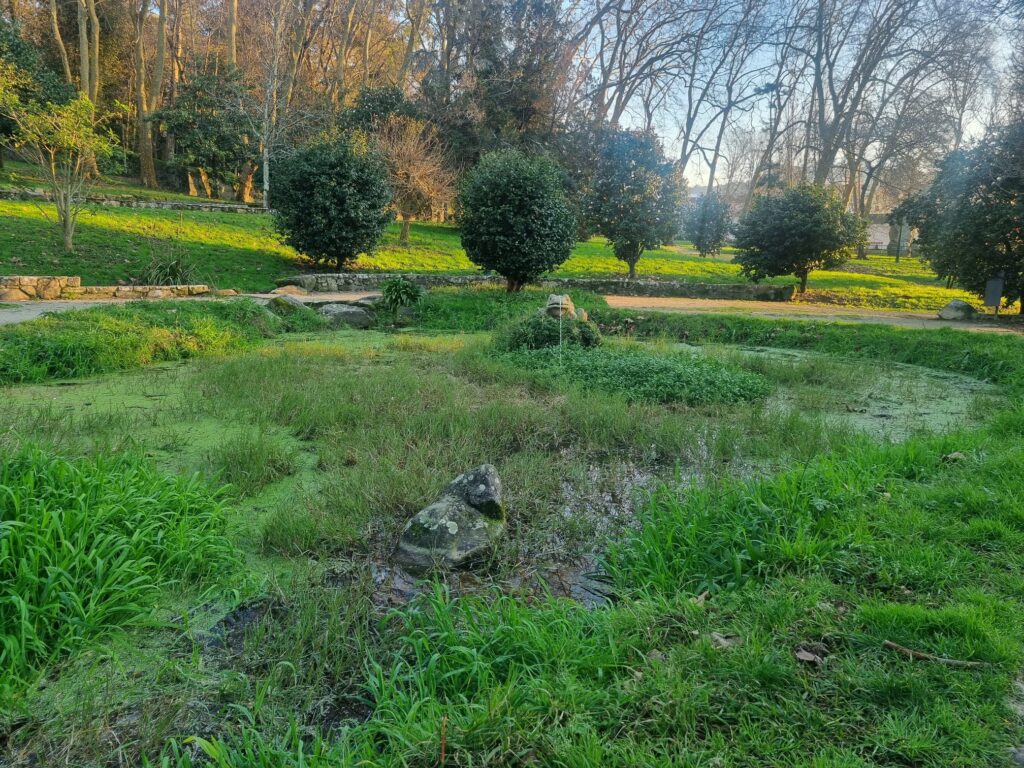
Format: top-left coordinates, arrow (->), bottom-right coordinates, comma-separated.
236,161 -> 256,203
506,278 -> 524,293
77,0 -> 89,95
226,0 -> 238,67
59,196 -> 75,251
187,170 -> 198,196
137,124 -> 157,188
86,0 -> 100,102
49,0 -> 73,84
799,272 -> 808,293
400,214 -> 411,245
197,167 -> 213,197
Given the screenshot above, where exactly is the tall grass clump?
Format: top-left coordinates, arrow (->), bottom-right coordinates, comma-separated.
0,300 -> 280,385
207,428 -> 299,497
0,447 -> 240,701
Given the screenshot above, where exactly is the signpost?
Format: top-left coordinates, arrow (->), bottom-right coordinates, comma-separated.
984,273 -> 1005,317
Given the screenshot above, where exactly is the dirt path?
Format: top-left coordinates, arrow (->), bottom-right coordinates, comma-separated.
2,292 -> 1019,336
603,295 -> 1023,334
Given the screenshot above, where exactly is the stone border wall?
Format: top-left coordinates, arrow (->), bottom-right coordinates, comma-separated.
0,188 -> 263,214
0,275 -> 209,301
276,273 -> 795,302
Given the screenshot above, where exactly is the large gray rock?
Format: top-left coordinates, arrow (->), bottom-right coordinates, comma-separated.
320,303 -> 373,329
938,300 -> 978,321
395,465 -> 505,570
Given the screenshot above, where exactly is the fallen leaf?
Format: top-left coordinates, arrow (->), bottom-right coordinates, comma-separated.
690,590 -> 710,606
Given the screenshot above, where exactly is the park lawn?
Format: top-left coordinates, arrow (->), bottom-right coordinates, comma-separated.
0,158 -> 206,203
1,297 -> 1023,765
0,197 -> 981,309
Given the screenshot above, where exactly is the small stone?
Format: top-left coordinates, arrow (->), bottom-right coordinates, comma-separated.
319,303 -> 372,329
35,277 -> 63,300
269,294 -> 307,312
574,307 -> 589,322
215,288 -> 239,297
938,300 -> 978,321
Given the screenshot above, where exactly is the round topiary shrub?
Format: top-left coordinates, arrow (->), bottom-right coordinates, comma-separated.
458,149 -> 577,292
272,136 -> 393,271
499,313 -> 602,351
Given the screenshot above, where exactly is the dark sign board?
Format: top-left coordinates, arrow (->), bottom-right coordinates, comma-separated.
984,276 -> 1004,308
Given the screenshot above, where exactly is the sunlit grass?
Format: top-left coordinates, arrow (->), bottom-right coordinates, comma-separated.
0,197 -> 985,309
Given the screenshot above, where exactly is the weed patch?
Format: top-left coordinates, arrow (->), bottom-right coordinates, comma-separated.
593,310 -> 1024,396
501,345 -> 772,405
0,447 -> 240,704
0,300 -> 280,385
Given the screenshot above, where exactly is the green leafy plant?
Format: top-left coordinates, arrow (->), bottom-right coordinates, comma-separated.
682,192 -> 731,258
583,127 -> 686,278
0,447 -> 240,698
735,185 -> 864,293
379,277 -> 424,314
503,345 -> 771,405
458,149 -> 577,292
497,312 -> 602,351
135,255 -> 200,286
897,121 -> 1024,312
0,300 -> 282,385
272,135 -> 393,271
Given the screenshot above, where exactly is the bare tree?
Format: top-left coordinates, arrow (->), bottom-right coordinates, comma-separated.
373,114 -> 454,243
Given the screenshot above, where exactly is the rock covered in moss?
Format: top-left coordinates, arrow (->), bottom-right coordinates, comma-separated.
395,465 -> 505,570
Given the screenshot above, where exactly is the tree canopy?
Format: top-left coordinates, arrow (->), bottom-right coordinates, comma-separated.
898,123 -> 1024,312
458,149 -> 577,292
272,136 -> 393,271
584,128 -> 685,279
734,185 -> 864,293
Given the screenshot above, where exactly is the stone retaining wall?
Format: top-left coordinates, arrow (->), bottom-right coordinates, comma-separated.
0,275 -> 209,301
0,275 -> 80,301
0,188 -> 263,214
276,272 -> 795,302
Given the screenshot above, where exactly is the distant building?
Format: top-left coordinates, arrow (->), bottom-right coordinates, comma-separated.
866,213 -> 912,255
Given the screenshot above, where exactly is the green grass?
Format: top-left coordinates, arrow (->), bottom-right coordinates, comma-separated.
0,158 -> 212,203
0,196 -> 984,309
0,311 -> 1021,765
150,413 -> 1024,766
0,299 -> 285,385
499,343 -> 773,405
0,447 -> 240,702
589,309 -> 1024,396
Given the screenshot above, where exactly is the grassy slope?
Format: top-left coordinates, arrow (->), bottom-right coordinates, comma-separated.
1,158 -> 206,202
0,196 -> 983,310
